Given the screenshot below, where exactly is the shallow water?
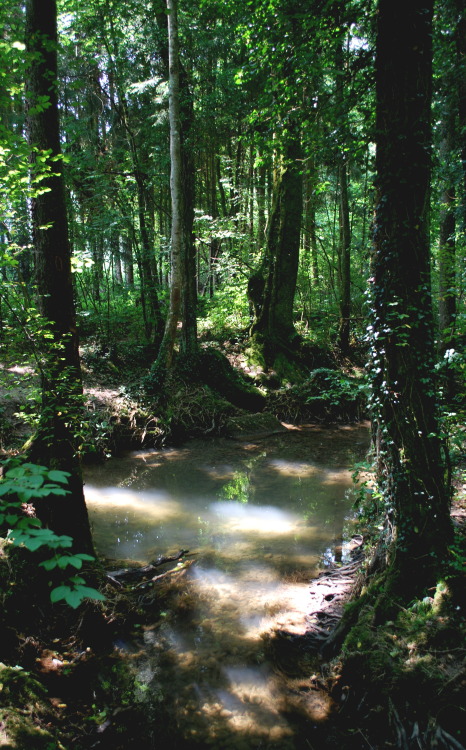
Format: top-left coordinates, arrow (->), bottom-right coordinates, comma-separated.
85,423 -> 370,748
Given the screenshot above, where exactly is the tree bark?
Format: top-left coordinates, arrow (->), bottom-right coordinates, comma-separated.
153,0 -> 198,365
437,114 -> 456,354
371,0 -> 452,603
250,130 -> 303,351
156,0 -> 183,370
337,155 -> 351,354
25,0 -> 93,553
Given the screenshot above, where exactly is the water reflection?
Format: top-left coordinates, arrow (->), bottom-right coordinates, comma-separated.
85,423 -> 369,748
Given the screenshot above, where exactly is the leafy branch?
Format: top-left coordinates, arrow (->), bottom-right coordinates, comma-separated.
0,462 -> 105,609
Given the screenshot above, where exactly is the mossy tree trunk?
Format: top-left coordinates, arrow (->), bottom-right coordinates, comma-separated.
25,0 -> 93,553
371,0 -> 452,603
248,129 -> 303,369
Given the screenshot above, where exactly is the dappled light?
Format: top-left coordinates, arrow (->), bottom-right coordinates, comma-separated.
85,426 -> 369,746
267,458 -> 319,477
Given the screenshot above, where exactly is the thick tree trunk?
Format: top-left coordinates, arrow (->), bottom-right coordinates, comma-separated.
371,0 -> 452,603
25,0 -> 93,553
250,131 -> 303,349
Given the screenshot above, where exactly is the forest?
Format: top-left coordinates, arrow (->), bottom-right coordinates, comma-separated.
0,0 -> 465,748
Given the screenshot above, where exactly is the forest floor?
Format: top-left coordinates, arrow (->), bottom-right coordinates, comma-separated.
1,345 -> 465,749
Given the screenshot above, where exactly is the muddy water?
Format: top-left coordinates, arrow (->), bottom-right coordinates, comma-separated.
85,423 -> 369,749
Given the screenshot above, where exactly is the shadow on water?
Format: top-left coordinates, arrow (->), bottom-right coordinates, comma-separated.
84,423 -> 370,749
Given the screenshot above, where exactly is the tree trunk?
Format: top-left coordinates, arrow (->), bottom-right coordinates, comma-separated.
371,0 -> 452,604
337,155 -> 351,354
153,0 -> 198,365
454,0 -> 466,233
249,129 -> 303,360
25,0 -> 93,553
156,0 -> 183,370
437,113 -> 456,353
335,38 -> 351,355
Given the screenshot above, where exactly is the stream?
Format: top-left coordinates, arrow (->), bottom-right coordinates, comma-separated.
84,423 -> 370,749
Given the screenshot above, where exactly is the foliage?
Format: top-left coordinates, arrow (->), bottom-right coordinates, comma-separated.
267,368 -> 368,423
0,462 -> 105,608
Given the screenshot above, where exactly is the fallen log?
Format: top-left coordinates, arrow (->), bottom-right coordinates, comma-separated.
106,549 -> 190,583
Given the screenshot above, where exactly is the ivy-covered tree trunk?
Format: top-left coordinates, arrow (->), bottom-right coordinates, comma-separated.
25,0 -> 93,554
371,0 -> 452,603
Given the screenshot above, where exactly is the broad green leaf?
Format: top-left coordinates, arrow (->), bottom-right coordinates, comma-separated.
50,585 -> 70,603
76,586 -> 106,602
64,589 -> 83,609
39,558 -> 58,571
47,470 -> 71,483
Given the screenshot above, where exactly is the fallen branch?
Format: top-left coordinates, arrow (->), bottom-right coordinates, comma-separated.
106,549 -> 189,583
134,559 -> 194,589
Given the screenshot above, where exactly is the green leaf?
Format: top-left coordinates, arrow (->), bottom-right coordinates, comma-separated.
47,470 -> 71,484
69,575 -> 85,585
50,585 -> 70,603
75,586 -> 106,602
5,467 -> 27,479
39,558 -> 59,571
64,589 -> 84,609
22,536 -> 47,551
26,474 -> 45,489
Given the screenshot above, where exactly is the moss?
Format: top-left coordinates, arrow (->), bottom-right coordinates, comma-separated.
244,335 -> 268,370
0,664 -> 62,750
197,348 -> 266,412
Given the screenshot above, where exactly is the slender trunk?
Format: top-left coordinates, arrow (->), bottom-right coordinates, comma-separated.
438,116 -> 456,352
156,0 -> 183,369
337,156 -> 351,353
256,159 -> 267,253
122,234 -> 134,285
154,0 -> 197,361
454,1 -> 466,232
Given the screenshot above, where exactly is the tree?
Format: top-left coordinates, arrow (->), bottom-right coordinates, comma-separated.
370,0 -> 452,604
25,0 -> 93,553
156,0 -> 184,369
152,0 -> 198,371
249,128 -> 303,356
